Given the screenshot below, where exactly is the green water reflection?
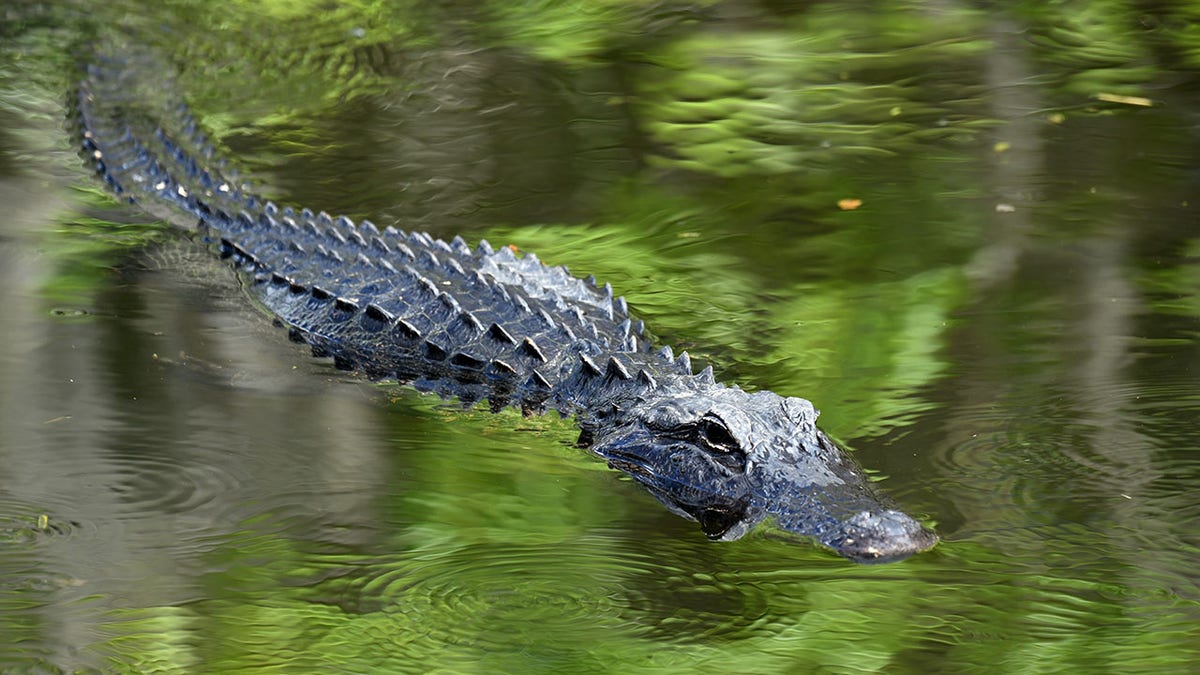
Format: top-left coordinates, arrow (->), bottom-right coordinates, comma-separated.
2,0 -> 1199,672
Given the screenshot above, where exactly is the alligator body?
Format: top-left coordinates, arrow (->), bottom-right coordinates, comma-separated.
74,50 -> 936,563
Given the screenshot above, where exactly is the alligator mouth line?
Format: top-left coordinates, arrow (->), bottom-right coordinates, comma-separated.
602,451 -> 656,481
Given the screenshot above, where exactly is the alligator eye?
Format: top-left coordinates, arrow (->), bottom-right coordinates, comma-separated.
699,417 -> 739,453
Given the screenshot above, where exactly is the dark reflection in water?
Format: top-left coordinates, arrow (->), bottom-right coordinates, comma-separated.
2,0 -> 1200,672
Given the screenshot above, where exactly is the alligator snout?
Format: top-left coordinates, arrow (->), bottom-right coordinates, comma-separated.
827,509 -> 938,563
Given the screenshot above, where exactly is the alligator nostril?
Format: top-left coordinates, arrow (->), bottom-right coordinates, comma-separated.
833,510 -> 939,563
698,507 -> 743,539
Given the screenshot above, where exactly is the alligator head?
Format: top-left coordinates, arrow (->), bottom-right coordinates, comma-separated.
587,386 -> 937,563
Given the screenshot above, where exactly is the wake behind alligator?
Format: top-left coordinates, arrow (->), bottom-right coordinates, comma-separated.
74,48 -> 937,563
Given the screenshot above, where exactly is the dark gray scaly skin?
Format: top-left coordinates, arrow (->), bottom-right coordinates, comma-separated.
73,49 -> 937,563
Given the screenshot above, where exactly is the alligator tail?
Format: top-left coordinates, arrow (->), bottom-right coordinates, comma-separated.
74,47 -> 255,232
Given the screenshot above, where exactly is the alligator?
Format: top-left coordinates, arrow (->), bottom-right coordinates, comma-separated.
72,48 -> 937,563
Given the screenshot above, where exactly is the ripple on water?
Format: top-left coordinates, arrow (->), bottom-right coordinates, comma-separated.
186,531 -> 839,670
0,490 -> 107,558
192,533 -> 661,670
346,535 -> 643,624
0,496 -> 96,669
104,452 -> 245,516
44,445 -> 249,549
304,535 -> 841,660
917,380 -> 1200,616
925,393 -> 1186,533
0,510 -> 86,546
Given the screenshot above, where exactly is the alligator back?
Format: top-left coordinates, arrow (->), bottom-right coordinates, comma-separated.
76,49 -> 670,414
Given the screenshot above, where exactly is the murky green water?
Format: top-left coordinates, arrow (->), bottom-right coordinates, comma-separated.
2,1 -> 1198,672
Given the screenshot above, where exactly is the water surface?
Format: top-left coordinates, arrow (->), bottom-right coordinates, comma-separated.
1,1 -> 1198,672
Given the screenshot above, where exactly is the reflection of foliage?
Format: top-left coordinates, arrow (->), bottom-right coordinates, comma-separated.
0,20 -> 78,176
108,0 -> 429,126
632,10 -> 993,178
94,606 -> 201,673
39,202 -> 169,307
89,508 -> 1200,672
1,14 -> 171,312
1018,1 -> 1157,99
484,180 -> 969,440
769,268 -> 964,437
1139,237 -> 1200,319
1158,3 -> 1200,71
484,0 -> 715,64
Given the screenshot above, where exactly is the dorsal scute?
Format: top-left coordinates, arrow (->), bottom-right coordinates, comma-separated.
579,354 -> 602,377
605,356 -> 631,381
458,310 -> 484,333
488,322 -> 516,345
450,235 -> 471,256
636,369 -> 657,389
472,244 -> 636,348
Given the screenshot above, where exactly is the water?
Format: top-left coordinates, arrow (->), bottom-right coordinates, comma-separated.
2,1 -> 1198,672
